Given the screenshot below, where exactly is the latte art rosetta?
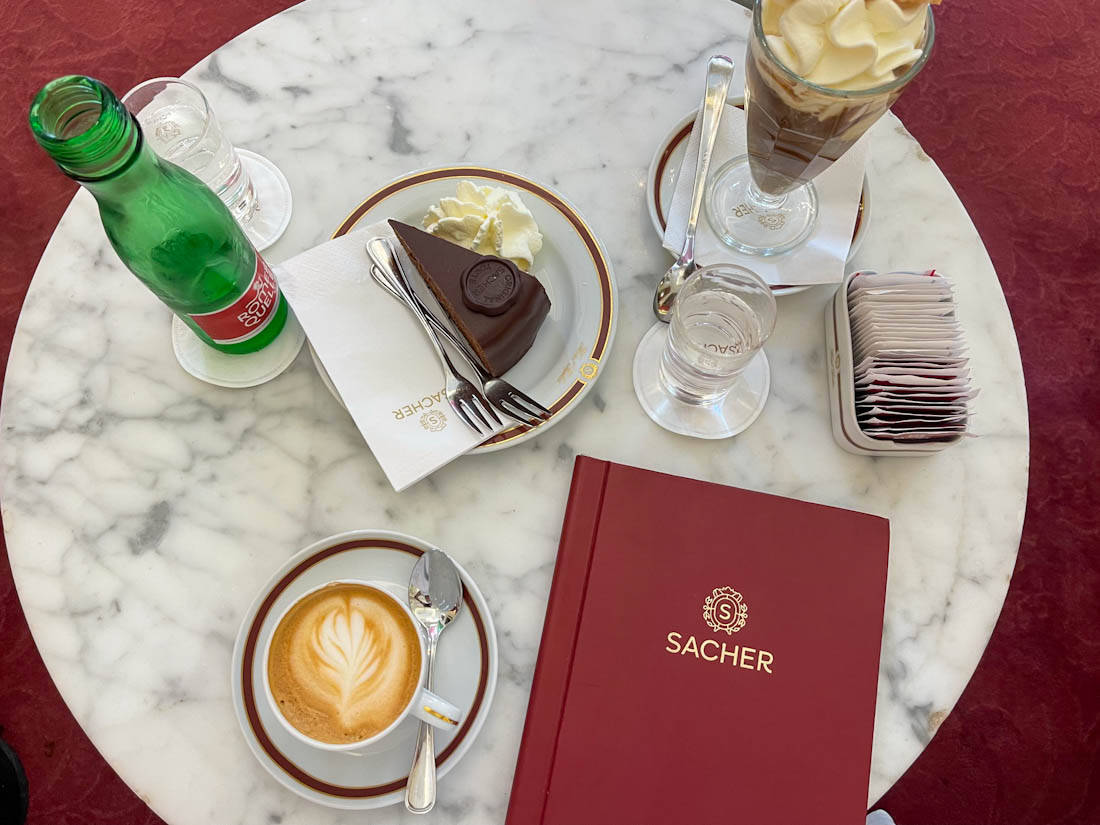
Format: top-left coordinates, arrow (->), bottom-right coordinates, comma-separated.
309,602 -> 390,714
268,584 -> 421,744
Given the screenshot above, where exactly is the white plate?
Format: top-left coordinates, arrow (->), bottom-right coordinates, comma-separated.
645,105 -> 872,297
231,529 -> 498,810
317,166 -> 617,452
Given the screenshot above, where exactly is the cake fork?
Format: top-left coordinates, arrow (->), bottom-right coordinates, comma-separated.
367,237 -> 501,435
366,243 -> 550,428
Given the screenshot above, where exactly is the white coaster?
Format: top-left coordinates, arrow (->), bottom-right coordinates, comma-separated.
172,310 -> 305,388
238,149 -> 293,251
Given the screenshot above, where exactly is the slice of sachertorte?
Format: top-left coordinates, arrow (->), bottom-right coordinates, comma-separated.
390,220 -> 551,377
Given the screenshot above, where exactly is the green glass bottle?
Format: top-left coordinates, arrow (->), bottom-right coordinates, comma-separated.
29,75 -> 288,354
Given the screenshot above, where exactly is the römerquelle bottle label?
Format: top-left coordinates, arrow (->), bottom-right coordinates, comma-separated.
188,253 -> 281,344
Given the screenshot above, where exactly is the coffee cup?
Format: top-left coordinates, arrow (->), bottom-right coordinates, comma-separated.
262,579 -> 462,753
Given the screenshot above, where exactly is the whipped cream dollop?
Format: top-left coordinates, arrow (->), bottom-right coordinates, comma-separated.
762,0 -> 932,91
423,180 -> 543,271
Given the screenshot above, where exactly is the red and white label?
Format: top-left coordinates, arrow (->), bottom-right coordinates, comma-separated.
189,253 -> 281,344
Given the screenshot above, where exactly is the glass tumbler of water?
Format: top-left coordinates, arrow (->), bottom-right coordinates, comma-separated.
634,264 -> 777,439
123,78 -> 292,250
124,78 -> 255,219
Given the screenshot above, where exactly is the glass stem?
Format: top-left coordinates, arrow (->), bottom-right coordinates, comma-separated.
747,181 -> 788,211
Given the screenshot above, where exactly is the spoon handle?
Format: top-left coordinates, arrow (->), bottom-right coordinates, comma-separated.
681,55 -> 735,266
405,633 -> 439,814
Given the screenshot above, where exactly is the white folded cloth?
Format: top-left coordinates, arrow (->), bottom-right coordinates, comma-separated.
663,105 -> 869,287
274,221 -> 504,492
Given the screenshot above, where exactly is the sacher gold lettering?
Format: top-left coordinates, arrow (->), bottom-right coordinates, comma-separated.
665,631 -> 774,674
393,390 -> 446,420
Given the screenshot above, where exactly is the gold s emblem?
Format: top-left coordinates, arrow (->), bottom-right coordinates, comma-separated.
703,586 -> 748,634
580,361 -> 598,380
757,212 -> 786,231
420,410 -> 447,432
665,585 -> 772,673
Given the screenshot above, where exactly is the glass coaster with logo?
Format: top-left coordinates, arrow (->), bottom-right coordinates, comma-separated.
633,264 -> 776,439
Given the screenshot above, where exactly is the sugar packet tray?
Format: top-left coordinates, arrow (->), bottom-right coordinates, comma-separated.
824,270 -> 976,456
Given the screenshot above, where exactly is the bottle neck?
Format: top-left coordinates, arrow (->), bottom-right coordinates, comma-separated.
79,139 -> 165,202
29,75 -> 144,183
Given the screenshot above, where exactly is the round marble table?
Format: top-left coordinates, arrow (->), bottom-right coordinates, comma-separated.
0,1 -> 1028,822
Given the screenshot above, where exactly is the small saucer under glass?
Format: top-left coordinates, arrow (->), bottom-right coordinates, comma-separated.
706,155 -> 818,256
172,310 -> 305,388
633,322 -> 770,439
238,149 -> 293,251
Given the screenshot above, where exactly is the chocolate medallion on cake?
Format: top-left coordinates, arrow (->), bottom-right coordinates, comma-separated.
462,257 -> 522,316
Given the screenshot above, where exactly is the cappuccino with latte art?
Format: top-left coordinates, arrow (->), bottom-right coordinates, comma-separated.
267,583 -> 422,744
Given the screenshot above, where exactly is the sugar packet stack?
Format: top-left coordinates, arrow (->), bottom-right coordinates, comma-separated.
846,271 -> 976,442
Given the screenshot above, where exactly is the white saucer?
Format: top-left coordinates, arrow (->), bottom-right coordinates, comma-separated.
172,308 -> 305,388
238,149 -> 293,251
231,529 -> 498,810
633,322 -> 770,439
645,106 -> 872,296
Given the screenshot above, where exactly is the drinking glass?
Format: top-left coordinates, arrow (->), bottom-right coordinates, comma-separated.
634,264 -> 777,439
123,78 -> 292,250
706,0 -> 934,256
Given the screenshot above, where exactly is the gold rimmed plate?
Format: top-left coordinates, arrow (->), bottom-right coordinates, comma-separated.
230,530 -> 498,810
311,166 -> 618,452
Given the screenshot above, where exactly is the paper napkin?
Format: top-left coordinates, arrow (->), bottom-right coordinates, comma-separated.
663,105 -> 869,287
274,222 -> 504,492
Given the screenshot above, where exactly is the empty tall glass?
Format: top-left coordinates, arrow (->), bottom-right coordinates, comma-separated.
634,264 -> 777,438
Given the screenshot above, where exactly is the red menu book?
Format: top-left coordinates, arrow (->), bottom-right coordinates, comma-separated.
506,457 -> 890,825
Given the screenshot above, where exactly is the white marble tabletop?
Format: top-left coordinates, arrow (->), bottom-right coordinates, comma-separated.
0,0 -> 1028,823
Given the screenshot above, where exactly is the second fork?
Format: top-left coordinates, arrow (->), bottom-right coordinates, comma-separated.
367,237 -> 501,436
368,265 -> 549,427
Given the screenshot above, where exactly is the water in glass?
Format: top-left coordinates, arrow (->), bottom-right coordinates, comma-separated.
126,79 -> 256,223
660,287 -> 765,404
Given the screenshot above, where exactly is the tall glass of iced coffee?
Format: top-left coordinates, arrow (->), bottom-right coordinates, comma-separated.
708,0 -> 936,256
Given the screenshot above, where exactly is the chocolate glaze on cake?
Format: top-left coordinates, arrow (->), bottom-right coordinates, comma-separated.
390,220 -> 551,377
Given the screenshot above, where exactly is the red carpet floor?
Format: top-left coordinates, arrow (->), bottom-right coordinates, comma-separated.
1,1 -> 1098,823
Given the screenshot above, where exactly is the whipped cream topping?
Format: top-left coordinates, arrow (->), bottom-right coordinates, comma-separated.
762,0 -> 930,91
423,180 -> 543,271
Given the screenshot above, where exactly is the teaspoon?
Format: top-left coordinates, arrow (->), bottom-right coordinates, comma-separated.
405,548 -> 464,814
653,55 -> 735,321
